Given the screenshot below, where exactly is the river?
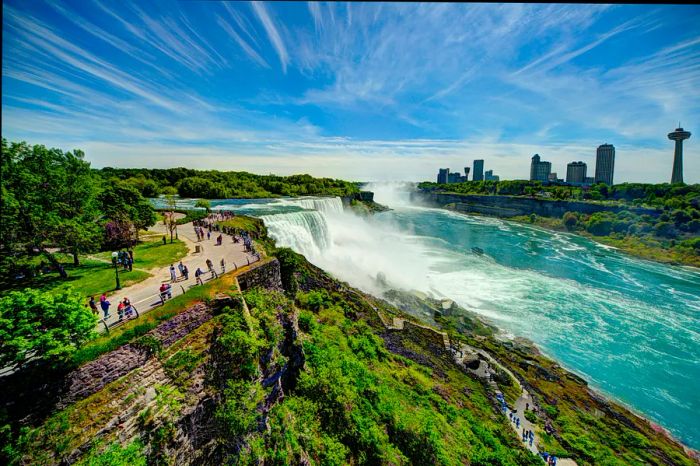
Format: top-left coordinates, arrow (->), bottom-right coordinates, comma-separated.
165,187 -> 700,449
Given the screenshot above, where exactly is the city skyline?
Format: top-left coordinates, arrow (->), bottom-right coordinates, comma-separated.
2,2 -> 699,182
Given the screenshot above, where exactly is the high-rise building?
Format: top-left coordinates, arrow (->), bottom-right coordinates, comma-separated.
484,170 -> 499,181
530,154 -> 551,182
668,127 -> 691,183
464,167 -> 471,180
437,168 -> 449,184
548,173 -> 559,182
594,144 -> 615,185
448,172 -> 465,183
584,177 -> 595,185
566,161 -> 587,184
473,160 -> 484,181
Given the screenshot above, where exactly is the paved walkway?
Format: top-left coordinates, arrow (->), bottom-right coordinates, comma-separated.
98,220 -> 256,331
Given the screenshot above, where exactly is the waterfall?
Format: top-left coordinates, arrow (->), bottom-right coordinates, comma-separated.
278,196 -> 344,214
260,210 -> 332,258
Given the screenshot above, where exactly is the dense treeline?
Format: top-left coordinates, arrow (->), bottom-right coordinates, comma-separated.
99,167 -> 360,199
1,139 -> 156,281
418,180 -> 700,209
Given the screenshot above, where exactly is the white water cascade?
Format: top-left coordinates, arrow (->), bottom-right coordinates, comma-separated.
277,196 -> 344,214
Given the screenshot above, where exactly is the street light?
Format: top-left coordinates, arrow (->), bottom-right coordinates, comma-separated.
111,252 -> 122,290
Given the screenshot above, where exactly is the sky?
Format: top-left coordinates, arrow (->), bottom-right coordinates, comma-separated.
2,1 -> 700,183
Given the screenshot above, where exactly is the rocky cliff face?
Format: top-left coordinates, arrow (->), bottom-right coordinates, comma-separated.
412,191 -> 661,218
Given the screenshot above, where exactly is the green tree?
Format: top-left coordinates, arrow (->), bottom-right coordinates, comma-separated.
0,288 -> 97,370
195,199 -> 211,213
0,140 -> 101,276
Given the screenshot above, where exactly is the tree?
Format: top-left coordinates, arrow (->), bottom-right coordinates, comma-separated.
0,140 -> 101,277
0,288 -> 97,370
99,180 -> 156,248
195,199 -> 211,214
162,188 -> 179,243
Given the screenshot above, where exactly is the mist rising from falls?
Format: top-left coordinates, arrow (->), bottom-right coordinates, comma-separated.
260,194 -> 433,295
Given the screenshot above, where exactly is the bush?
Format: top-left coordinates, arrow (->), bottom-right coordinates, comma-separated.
563,212 -> 578,231
654,222 -> 678,239
0,288 -> 97,370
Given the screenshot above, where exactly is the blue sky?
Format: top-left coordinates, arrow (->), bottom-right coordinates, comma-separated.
2,1 -> 699,183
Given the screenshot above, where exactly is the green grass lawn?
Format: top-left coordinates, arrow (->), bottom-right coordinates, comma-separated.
3,260 -> 150,298
1,239 -> 186,298
94,238 -> 188,270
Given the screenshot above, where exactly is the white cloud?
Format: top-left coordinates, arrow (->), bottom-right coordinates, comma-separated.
251,1 -> 289,72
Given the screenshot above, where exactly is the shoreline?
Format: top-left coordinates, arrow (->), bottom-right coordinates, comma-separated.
441,204 -> 699,270
494,329 -> 700,458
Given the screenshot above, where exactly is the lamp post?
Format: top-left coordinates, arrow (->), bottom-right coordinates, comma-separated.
111,252 -> 121,290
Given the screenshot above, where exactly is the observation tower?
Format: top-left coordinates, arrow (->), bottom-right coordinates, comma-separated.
668,126 -> 691,184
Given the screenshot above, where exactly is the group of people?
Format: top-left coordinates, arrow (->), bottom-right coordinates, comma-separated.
541,452 -> 558,465
115,250 -> 134,271
89,293 -> 135,321
522,427 -> 535,448
169,261 -> 189,282
193,225 -> 209,242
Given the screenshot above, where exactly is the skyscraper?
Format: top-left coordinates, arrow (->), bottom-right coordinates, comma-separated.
594,144 -> 615,185
437,168 -> 449,184
668,127 -> 691,184
566,161 -> 587,184
484,170 -> 499,181
473,160 -> 484,181
530,154 -> 551,182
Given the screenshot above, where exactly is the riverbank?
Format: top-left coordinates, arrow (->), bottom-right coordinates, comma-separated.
505,213 -> 700,268
412,190 -> 698,268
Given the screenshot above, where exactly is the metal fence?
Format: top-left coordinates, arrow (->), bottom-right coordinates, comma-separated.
98,253 -> 261,333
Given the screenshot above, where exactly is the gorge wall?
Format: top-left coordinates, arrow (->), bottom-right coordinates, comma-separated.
412,191 -> 661,218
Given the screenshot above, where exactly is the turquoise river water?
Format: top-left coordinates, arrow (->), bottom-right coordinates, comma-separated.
161,188 -> 700,449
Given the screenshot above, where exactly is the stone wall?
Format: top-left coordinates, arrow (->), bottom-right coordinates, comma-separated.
412,192 -> 661,219
58,303 -> 213,409
237,258 -> 283,292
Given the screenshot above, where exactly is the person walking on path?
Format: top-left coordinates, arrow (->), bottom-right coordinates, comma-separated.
88,296 -> 98,316
195,267 -> 204,285
99,293 -> 111,319
220,257 -> 225,273
182,264 -> 189,280
207,230 -> 211,240
178,261 -> 185,279
206,258 -> 217,279
169,264 -> 177,282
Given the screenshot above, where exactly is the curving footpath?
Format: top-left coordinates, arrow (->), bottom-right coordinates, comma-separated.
98,219 -> 257,332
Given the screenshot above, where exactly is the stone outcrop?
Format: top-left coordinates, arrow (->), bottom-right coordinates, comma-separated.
412,192 -> 661,219
236,258 -> 283,292
58,303 -> 213,409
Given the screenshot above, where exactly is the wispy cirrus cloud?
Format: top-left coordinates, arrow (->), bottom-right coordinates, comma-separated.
2,1 -> 698,183
251,1 -> 289,73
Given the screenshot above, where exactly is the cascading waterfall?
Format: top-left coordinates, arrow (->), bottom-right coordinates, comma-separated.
261,210 -> 332,258
277,196 -> 344,214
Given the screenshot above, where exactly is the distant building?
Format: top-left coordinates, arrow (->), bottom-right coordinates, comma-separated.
566,161 -> 587,184
484,170 -> 500,181
584,176 -> 595,185
548,173 -> 559,182
464,167 -> 471,180
530,154 -> 551,182
668,128 -> 691,183
448,172 -> 465,183
437,168 -> 449,184
473,160 -> 484,181
594,144 -> 615,185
